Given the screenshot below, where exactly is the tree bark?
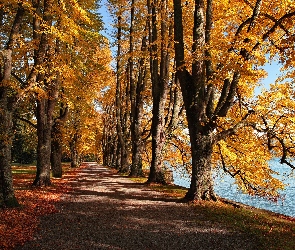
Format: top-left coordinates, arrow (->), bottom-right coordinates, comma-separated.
102,108 -> 117,167
0,4 -> 24,207
185,113 -> 217,201
115,10 -> 129,173
129,19 -> 148,177
0,91 -> 19,207
51,104 -> 68,178
70,133 -> 80,168
148,0 -> 170,184
51,133 -> 62,177
33,98 -> 54,186
173,0 -> 217,201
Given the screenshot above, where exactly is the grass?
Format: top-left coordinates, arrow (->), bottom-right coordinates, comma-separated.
150,183 -> 295,250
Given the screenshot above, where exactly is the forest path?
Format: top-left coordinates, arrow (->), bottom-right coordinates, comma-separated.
17,162 -> 256,250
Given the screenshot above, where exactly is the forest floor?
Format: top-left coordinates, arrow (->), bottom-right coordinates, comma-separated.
1,162 -> 295,249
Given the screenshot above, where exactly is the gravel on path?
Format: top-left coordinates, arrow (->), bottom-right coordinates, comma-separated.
16,163 -> 258,250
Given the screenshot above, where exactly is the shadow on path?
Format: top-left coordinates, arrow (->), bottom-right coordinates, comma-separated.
17,163 -> 258,250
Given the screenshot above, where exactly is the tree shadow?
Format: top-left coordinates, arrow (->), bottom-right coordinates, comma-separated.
17,163 -> 259,250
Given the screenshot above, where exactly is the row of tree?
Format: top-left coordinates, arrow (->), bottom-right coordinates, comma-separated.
1,0 -> 295,208
0,0 -> 113,207
101,0 -> 295,201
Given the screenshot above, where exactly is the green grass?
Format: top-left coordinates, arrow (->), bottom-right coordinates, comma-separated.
12,168 -> 36,175
129,176 -> 147,183
12,164 -> 36,175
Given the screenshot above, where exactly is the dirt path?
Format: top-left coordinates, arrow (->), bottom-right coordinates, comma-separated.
17,163 -> 257,250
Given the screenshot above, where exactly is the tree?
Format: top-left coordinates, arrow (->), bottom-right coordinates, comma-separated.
173,0 -> 295,201
0,0 -> 109,196
108,0 -> 132,173
12,118 -> 37,165
30,0 -> 105,184
51,102 -> 68,177
147,0 -> 174,183
0,2 -> 25,207
128,0 -> 149,177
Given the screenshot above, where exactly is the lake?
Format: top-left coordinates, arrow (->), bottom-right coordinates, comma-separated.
172,160 -> 295,218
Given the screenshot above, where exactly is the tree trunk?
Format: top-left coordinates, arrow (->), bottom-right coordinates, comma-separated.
70,133 -> 80,168
148,0 -> 170,184
51,104 -> 68,178
115,10 -> 129,173
71,150 -> 79,168
129,22 -> 148,177
51,122 -> 63,178
0,92 -> 19,207
173,0 -> 217,201
185,124 -> 217,201
32,0 -> 56,186
130,142 -> 143,176
33,99 -> 53,186
0,4 -> 24,207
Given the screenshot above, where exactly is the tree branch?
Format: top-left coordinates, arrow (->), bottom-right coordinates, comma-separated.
11,72 -> 26,86
214,71 -> 241,117
16,116 -> 37,129
217,143 -> 241,177
247,0 -> 262,32
215,109 -> 254,142
253,11 -> 295,51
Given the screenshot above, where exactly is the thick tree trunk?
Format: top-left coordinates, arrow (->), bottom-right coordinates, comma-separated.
148,97 -> 167,183
51,105 -> 68,178
130,141 -> 143,176
119,145 -> 129,173
70,133 -> 80,168
185,127 -> 217,201
148,0 -> 170,184
33,99 -> 53,186
0,94 -> 19,207
173,0 -> 217,201
0,4 -> 24,207
51,122 -> 63,178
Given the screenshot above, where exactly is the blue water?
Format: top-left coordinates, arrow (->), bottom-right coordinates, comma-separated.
172,161 -> 295,218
